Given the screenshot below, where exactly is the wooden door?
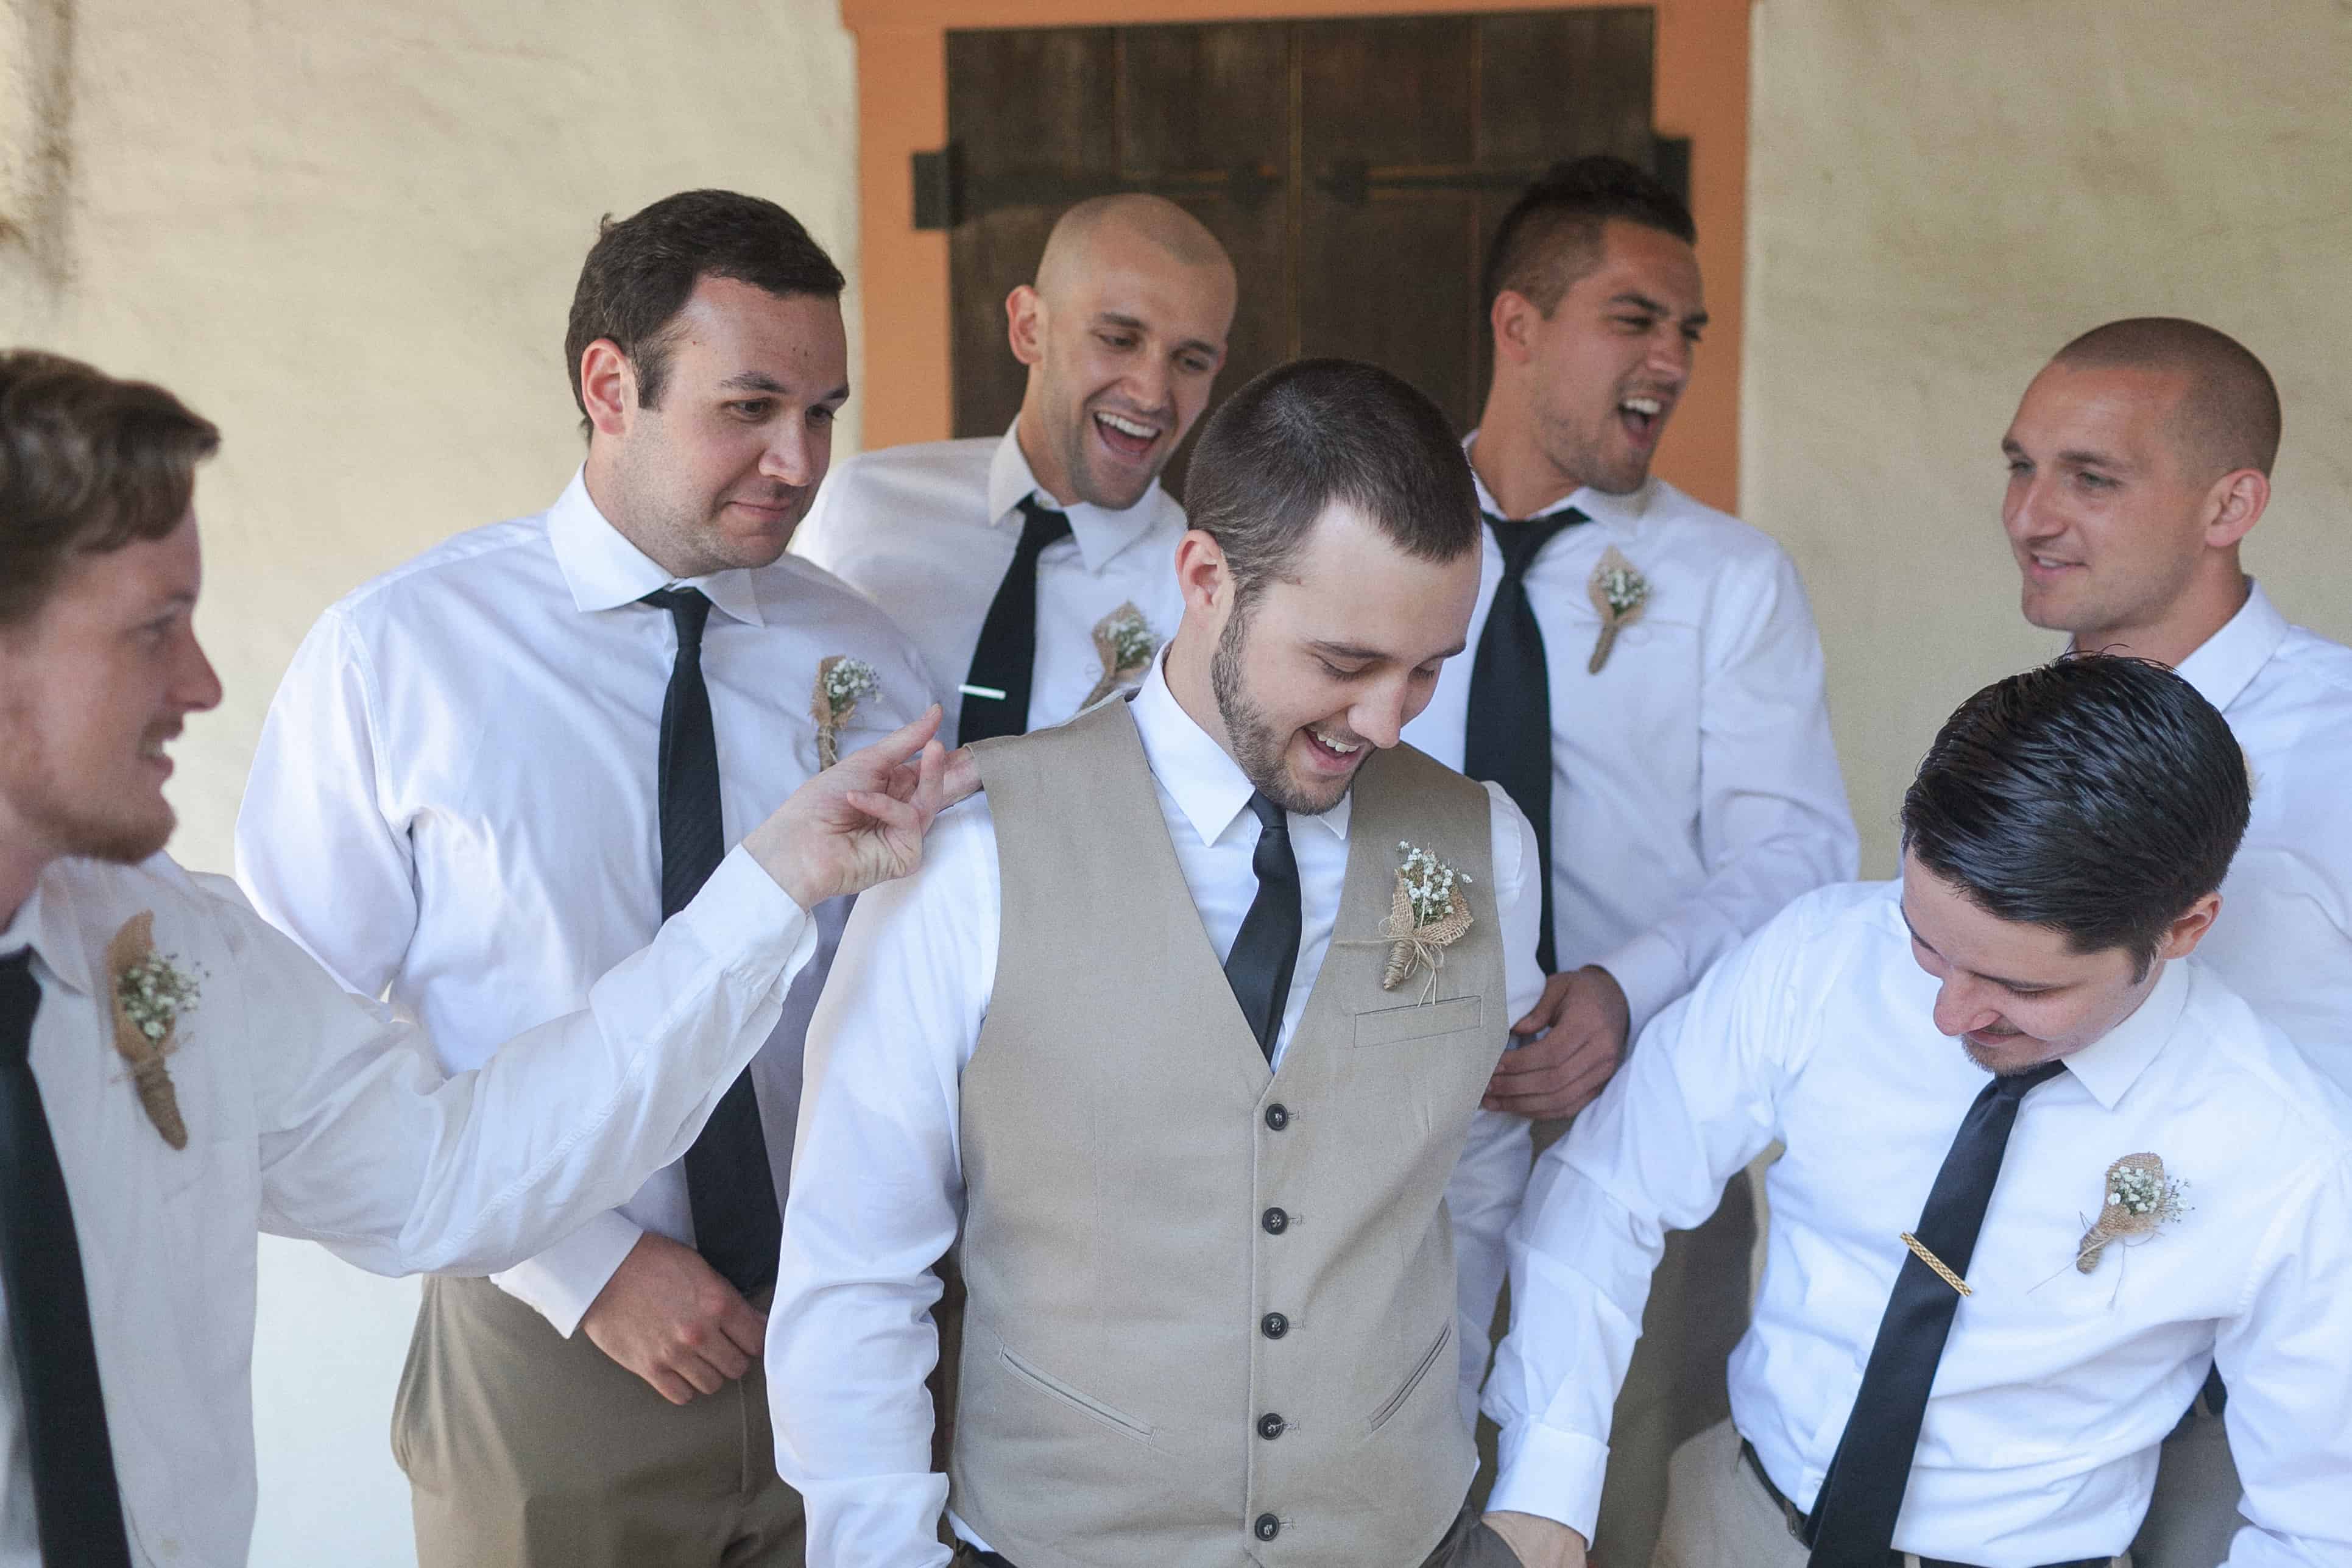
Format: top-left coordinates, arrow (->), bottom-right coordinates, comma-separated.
932,9 -> 1665,492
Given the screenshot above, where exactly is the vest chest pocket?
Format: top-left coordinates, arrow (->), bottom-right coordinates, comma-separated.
1352,996 -> 1484,1048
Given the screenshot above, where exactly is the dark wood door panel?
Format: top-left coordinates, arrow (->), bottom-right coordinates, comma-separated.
941,9 -> 1661,487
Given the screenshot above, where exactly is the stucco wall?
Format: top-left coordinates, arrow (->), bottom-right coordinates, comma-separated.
1,2 -> 860,1561
1744,0 -> 2352,872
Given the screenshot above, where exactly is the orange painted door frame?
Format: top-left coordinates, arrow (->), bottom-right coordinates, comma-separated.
841,0 -> 1748,514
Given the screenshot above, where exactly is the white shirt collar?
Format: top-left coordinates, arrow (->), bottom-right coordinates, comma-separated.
2,869 -> 93,997
2056,956 -> 2190,1110
1127,653 -> 1352,849
1460,428 -> 1655,538
984,424 -> 1179,576
546,468 -> 767,627
2171,579 -> 2289,715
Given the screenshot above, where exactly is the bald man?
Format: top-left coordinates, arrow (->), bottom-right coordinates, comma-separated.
2000,316 -> 2352,1568
794,194 -> 1238,744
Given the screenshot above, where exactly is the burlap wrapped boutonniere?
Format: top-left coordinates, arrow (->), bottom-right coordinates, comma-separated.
104,913 -> 198,1150
1586,547 -> 1651,674
1080,602 -> 1160,709
2076,1153 -> 2190,1273
1356,842 -> 1475,1003
811,655 -> 880,768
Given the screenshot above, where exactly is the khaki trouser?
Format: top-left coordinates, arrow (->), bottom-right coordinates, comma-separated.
950,1499 -> 1519,1567
394,1273 -> 804,1567
2128,1404 -> 2241,1568
1650,1419 -> 2132,1568
1475,1166 -> 1756,1568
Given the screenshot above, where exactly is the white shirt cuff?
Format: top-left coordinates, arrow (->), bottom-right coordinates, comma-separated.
685,845 -> 814,969
1595,929 -> 1688,1042
1485,1419 -> 1610,1543
489,1209 -> 646,1337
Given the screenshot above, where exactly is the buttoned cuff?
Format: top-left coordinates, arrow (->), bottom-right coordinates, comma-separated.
687,845 -> 816,964
490,1209 -> 646,1337
1485,1419 -> 1609,1543
1595,930 -> 1688,1044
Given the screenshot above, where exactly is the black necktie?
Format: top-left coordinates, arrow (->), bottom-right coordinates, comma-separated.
0,950 -> 135,1567
1805,1058 -> 2067,1565
1461,509 -> 1584,975
958,498 -> 1075,743
642,588 -> 780,1299
1223,793 -> 1302,1063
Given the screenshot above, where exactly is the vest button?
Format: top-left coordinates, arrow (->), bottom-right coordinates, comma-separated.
1261,1206 -> 1288,1235
1254,1513 -> 1281,1541
1257,1412 -> 1286,1439
1262,1312 -> 1288,1339
1264,1103 -> 1290,1131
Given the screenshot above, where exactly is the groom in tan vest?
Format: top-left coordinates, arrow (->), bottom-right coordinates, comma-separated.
768,358 -> 1551,1567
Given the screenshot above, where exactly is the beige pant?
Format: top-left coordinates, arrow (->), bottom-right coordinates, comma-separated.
394,1273 -> 804,1567
1650,1419 -> 2133,1568
1475,1166 -> 1756,1568
2128,1405 -> 2241,1568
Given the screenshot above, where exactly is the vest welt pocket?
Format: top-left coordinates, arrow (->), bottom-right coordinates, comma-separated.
1352,995 -> 1485,1048
998,1343 -> 1154,1443
1366,1319 -> 1455,1435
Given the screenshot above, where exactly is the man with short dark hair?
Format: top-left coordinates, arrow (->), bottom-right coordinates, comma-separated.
769,358 -> 1545,1568
1401,155 -> 1856,1567
793,193 -> 1237,743
238,189 -> 933,1564
0,350 -> 957,1568
1480,655 -> 2352,1568
1998,317 -> 2352,1568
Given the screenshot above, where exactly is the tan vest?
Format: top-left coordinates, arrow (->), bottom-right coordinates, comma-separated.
952,699 -> 1508,1568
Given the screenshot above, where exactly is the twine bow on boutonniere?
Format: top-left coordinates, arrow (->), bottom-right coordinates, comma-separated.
1586,547 -> 1651,674
1080,602 -> 1160,708
811,655 -> 881,768
1341,842 -> 1475,1004
104,913 -> 199,1150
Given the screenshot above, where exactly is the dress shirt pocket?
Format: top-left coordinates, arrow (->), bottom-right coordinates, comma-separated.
1353,996 -> 1485,1049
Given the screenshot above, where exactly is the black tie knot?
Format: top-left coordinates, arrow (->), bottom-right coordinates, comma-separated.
641,586 -> 712,655
1486,508 -> 1586,582
1246,791 -> 1288,834
0,951 -> 33,1067
1014,497 -> 1075,559
1993,1057 -> 2068,1101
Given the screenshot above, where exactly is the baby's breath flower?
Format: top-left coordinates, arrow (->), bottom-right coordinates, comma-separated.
823,659 -> 880,716
1598,566 -> 1650,616
117,952 -> 201,1045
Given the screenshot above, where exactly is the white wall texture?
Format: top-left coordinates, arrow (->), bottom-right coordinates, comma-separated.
2,2 -> 860,1562
1745,0 -> 2352,872
6,0 -> 2351,1562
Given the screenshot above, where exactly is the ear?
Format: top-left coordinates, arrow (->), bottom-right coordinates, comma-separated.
2156,891 -> 2223,962
1489,289 -> 1541,369
2200,467 -> 2270,551
1172,528 -> 1232,617
1006,284 -> 1047,368
579,339 -> 637,442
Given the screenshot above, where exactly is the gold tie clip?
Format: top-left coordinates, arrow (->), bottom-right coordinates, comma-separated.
1899,1232 -> 1972,1296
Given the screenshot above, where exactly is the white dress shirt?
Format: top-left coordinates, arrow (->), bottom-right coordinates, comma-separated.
1485,881 -> 2352,1567
2167,581 -> 2352,1092
768,658 -> 1545,1568
791,426 -> 1189,743
0,842 -> 813,1567
1400,444 -> 1858,1030
236,470 -> 930,1333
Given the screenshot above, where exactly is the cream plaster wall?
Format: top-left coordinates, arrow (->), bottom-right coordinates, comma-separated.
1744,0 -> 2352,874
2,2 -> 861,1562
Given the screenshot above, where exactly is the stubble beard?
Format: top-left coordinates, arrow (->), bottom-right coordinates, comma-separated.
0,703 -> 174,867
1209,606 -> 1346,818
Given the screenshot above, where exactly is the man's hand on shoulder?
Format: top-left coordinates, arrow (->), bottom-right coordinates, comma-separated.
1485,965 -> 1631,1120
742,705 -> 980,909
1481,1511 -> 1587,1568
580,1232 -> 766,1406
